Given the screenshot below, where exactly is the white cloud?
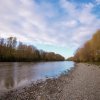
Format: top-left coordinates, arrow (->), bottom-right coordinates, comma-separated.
58,0 -> 100,47
0,0 -> 100,51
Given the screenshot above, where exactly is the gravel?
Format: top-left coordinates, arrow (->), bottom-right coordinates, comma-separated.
0,63 -> 100,100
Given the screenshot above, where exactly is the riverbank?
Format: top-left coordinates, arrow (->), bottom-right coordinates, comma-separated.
0,63 -> 100,100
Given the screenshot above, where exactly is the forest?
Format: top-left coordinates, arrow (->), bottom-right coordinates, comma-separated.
0,37 -> 65,62
73,30 -> 100,62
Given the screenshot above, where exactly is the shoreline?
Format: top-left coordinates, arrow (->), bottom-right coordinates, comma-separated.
0,63 -> 100,100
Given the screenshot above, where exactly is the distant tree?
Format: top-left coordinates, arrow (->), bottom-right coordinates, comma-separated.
0,36 -> 65,62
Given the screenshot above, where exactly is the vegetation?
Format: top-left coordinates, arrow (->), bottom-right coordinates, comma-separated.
0,37 -> 65,62
66,57 -> 74,61
73,30 -> 100,62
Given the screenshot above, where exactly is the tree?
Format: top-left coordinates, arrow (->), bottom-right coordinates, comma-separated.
74,30 -> 100,62
0,36 -> 65,62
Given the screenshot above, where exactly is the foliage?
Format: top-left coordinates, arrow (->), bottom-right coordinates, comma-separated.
74,30 -> 100,62
0,37 -> 65,62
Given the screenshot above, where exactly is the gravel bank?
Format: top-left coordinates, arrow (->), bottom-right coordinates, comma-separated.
0,63 -> 100,100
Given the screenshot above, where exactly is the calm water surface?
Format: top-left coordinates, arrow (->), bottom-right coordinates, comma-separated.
0,61 -> 75,91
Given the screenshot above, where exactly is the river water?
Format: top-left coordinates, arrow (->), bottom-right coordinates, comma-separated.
0,61 -> 75,91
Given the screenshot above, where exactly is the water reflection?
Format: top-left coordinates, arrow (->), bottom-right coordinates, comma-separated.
0,61 -> 74,91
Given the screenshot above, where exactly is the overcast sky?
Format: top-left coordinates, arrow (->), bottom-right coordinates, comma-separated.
0,0 -> 100,58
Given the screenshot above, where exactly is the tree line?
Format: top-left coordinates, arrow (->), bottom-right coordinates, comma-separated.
73,30 -> 100,62
0,37 -> 65,62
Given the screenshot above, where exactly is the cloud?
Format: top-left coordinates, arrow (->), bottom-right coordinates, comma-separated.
0,0 -> 100,52
58,0 -> 100,46
96,0 -> 100,4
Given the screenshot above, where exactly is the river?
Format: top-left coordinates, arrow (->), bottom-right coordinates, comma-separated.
0,61 -> 75,92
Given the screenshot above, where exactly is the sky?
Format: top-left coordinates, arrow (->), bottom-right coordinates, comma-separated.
0,0 -> 100,58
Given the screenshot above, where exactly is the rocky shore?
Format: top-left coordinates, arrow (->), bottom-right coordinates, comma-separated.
0,63 -> 100,100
